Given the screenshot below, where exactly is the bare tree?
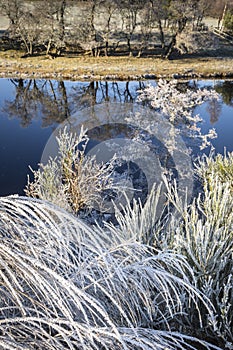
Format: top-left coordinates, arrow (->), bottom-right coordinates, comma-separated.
117,0 -> 143,56
0,0 -> 227,58
136,0 -> 155,57
164,0 -> 195,59
35,0 -> 67,56
190,0 -> 212,30
148,0 -> 170,52
95,0 -> 118,56
1,0 -> 41,55
0,0 -> 23,26
16,10 -> 41,55
64,1 -> 103,57
84,0 -> 103,56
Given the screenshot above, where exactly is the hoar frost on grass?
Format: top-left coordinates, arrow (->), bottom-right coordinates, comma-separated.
137,79 -> 219,150
163,154 -> 233,348
1,153 -> 232,349
196,151 -> 233,191
0,195 -> 223,350
1,79 -> 232,349
25,126 -> 119,214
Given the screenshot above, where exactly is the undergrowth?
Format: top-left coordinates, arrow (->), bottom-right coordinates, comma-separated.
196,151 -> 233,191
25,126 -> 118,214
0,194 -> 224,350
0,152 -> 233,349
164,154 -> 233,348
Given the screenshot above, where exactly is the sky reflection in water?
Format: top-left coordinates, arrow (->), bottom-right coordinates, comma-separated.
0,78 -> 233,196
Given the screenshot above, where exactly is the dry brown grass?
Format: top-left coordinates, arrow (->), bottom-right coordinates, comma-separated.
0,51 -> 233,80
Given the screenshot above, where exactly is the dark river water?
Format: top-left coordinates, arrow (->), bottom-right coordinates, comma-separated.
0,78 -> 233,197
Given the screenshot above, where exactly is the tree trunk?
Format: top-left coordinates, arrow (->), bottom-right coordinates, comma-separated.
164,35 -> 176,59
58,0 -> 66,54
29,41 -> 33,56
219,3 -> 227,31
104,40 -> 109,56
158,19 -> 165,50
164,18 -> 187,59
46,38 -> 52,55
127,37 -> 133,56
90,1 -> 97,41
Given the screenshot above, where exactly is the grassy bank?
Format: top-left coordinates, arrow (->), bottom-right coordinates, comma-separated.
1,51 -> 233,80
0,152 -> 232,349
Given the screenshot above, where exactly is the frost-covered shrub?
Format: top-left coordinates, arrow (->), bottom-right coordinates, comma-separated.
25,126 -> 117,213
26,80 -> 220,216
137,79 -> 219,150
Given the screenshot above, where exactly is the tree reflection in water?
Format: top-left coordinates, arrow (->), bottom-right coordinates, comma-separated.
206,97 -> 222,124
2,79 -> 71,127
4,78 -> 233,128
2,79 -> 146,128
215,81 -> 233,106
0,78 -> 233,198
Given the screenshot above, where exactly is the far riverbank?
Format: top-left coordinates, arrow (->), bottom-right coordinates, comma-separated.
0,52 -> 233,81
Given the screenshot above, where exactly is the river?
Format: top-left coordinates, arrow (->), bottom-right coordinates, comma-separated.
0,78 -> 232,197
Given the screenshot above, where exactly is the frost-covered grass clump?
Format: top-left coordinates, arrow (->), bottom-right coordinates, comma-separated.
196,151 -> 233,191
164,153 -> 233,348
1,152 -> 233,349
0,191 -> 227,350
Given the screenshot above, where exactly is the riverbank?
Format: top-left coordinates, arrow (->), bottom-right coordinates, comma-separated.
1,51 -> 233,80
